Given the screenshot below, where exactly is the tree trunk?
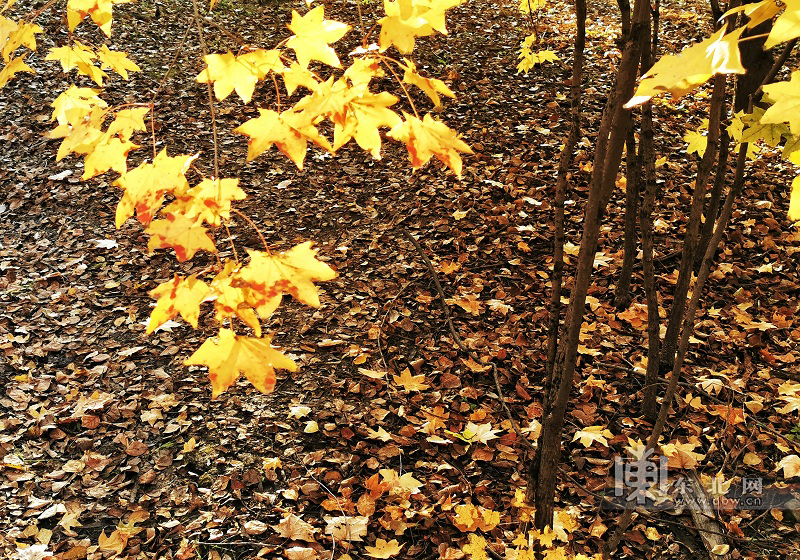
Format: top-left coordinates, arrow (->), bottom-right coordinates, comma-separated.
613,118 -> 640,310
529,0 -> 646,531
657,74 -> 727,381
637,3 -> 659,421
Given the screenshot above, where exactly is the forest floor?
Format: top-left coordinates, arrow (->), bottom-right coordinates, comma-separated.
2,0 -> 800,558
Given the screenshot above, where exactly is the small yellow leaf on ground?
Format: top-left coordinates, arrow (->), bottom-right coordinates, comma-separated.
365,538 -> 404,558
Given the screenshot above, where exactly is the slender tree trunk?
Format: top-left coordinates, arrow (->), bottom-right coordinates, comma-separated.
636,7 -> 660,421
696,131 -> 730,268
657,74 -> 727,379
606,142 -> 749,556
613,128 -> 639,312
612,0 -> 645,311
529,0 -> 646,531
542,40 -> 583,393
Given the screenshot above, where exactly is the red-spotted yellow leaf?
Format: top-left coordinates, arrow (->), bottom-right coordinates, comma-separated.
114,149 -> 197,227
147,274 -> 210,333
388,112 -> 472,176
145,212 -> 216,262
237,241 -> 336,317
164,177 -> 246,226
184,329 -> 297,397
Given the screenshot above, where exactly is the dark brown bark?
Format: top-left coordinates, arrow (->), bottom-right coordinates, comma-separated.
530,0 -> 646,531
613,124 -> 639,311
637,5 -> 659,421
526,0 -> 587,507
605,141 -> 749,557
657,74 -> 727,379
696,130 -> 730,267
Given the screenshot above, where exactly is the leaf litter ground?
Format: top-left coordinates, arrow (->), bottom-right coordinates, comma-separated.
1,0 -> 800,558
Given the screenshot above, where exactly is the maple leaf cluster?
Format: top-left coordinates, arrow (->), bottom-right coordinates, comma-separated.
196,3 -> 471,174
0,0 -> 473,398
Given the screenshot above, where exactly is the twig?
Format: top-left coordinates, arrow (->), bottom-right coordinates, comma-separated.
398,228 -> 535,452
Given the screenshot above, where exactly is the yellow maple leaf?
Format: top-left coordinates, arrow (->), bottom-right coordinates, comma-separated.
50,85 -> 107,125
106,107 -> 149,139
66,0 -> 133,36
571,425 -> 613,448
196,52 -> 264,103
145,213 -> 217,262
237,241 -> 337,317
184,329 -> 298,397
239,48 -> 285,78
45,42 -> 96,72
365,538 -> 404,558
0,55 -> 33,88
282,61 -> 319,96
114,150 -> 197,227
517,49 -> 560,73
1,19 -> 41,62
292,76 -> 354,126
286,6 -> 350,69
343,57 -> 385,93
402,58 -> 455,108
380,468 -> 423,496
49,106 -> 107,160
147,274 -> 210,333
766,0 -> 800,48
392,368 -> 429,391
388,112 -> 472,176
83,136 -> 138,179
164,177 -> 246,226
379,0 -> 464,53
661,439 -> 706,469
684,128 -> 708,157
235,108 -> 332,169
96,45 -> 139,79
379,0 -> 433,54
626,26 -> 745,107
98,529 -> 128,554
761,71 -> 800,135
333,91 -> 401,157
453,504 -> 500,532
461,533 -> 487,560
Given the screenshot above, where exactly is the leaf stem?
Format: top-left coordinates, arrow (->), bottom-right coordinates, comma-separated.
190,0 -> 220,180
231,208 -> 271,255
379,55 -> 419,118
